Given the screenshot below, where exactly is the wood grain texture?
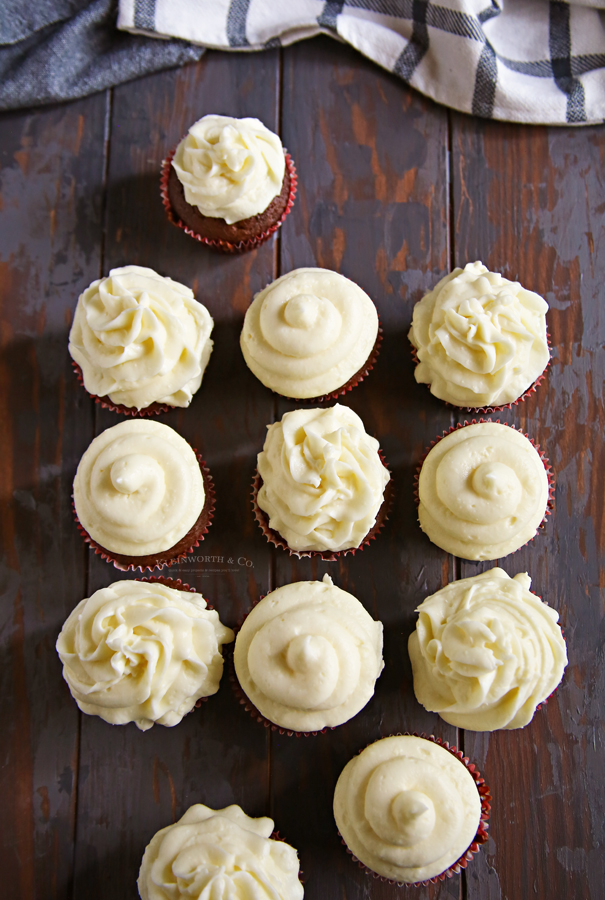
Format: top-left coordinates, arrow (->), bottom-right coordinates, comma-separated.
451,118 -> 605,900
0,96 -> 106,898
0,36 -> 603,900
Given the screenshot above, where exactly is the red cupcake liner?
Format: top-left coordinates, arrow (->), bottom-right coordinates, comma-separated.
229,592 -> 332,737
72,362 -> 172,417
137,575 -> 217,707
269,325 -> 383,404
160,149 -> 297,253
413,419 -> 555,557
74,453 -> 215,572
251,449 -> 393,561
338,732 -> 491,887
410,329 -> 551,414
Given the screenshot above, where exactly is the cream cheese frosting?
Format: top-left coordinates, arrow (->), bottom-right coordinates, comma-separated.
69,265 -> 214,410
418,422 -> 550,560
56,580 -> 234,730
257,404 -> 390,553
234,575 -> 384,732
73,420 -> 205,556
138,804 -> 303,900
408,261 -> 549,408
172,115 -> 285,224
333,735 -> 482,883
408,568 -> 567,731
240,268 -> 379,398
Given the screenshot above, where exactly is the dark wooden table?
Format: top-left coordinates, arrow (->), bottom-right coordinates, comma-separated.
1,37 -> 603,900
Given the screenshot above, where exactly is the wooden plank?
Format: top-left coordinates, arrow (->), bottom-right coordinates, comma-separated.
273,37 -> 460,899
451,117 -> 605,899
72,52 -> 280,900
0,95 -> 106,898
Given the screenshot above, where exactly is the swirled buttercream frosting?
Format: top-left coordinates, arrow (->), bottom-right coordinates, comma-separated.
418,422 -> 549,560
409,262 -> 549,407
409,568 -> 567,730
138,804 -> 303,900
172,115 -> 285,224
56,581 -> 234,730
234,575 -> 384,732
257,403 -> 390,551
69,266 -> 213,410
256,404 -> 390,553
74,420 -> 205,556
334,735 -> 482,883
240,268 -> 379,398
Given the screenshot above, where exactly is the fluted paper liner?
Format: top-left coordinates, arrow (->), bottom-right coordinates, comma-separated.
160,149 -> 297,253
413,419 -> 555,558
72,361 -> 172,417
251,450 -> 393,561
337,732 -> 491,887
74,453 -> 215,572
410,329 -> 551,414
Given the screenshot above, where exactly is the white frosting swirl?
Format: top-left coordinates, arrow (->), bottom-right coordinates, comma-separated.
172,115 -> 285,224
56,581 -> 233,730
240,268 -> 379,398
234,575 -> 384,732
409,568 -> 567,731
73,420 -> 205,556
69,266 -> 214,410
257,404 -> 390,553
333,735 -> 482,883
138,804 -> 303,900
418,422 -> 549,560
409,262 -> 549,407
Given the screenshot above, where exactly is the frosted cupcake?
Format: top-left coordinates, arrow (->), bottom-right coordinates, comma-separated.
240,268 -> 380,400
161,114 -> 297,252
254,404 -> 391,557
417,421 -> 552,560
408,568 -> 567,730
233,575 -> 384,734
73,420 -> 213,570
69,265 -> 214,414
334,735 -> 490,885
409,262 -> 549,409
56,579 -> 234,730
138,804 -> 303,900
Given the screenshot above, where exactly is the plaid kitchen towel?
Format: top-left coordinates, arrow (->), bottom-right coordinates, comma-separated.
118,0 -> 605,124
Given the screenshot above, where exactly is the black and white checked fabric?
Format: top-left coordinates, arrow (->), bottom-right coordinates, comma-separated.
118,0 -> 605,124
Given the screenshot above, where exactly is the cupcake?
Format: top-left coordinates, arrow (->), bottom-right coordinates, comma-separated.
333,734 -> 490,885
240,268 -> 380,400
408,262 -> 549,409
254,404 -> 391,557
73,420 -> 214,570
417,421 -> 552,560
408,568 -> 567,731
69,265 -> 214,414
138,804 -> 303,900
161,114 -> 297,252
56,578 -> 233,730
233,575 -> 384,734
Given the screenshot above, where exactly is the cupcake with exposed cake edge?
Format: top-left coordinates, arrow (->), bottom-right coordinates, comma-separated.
73,420 -> 214,571
161,114 -> 297,253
